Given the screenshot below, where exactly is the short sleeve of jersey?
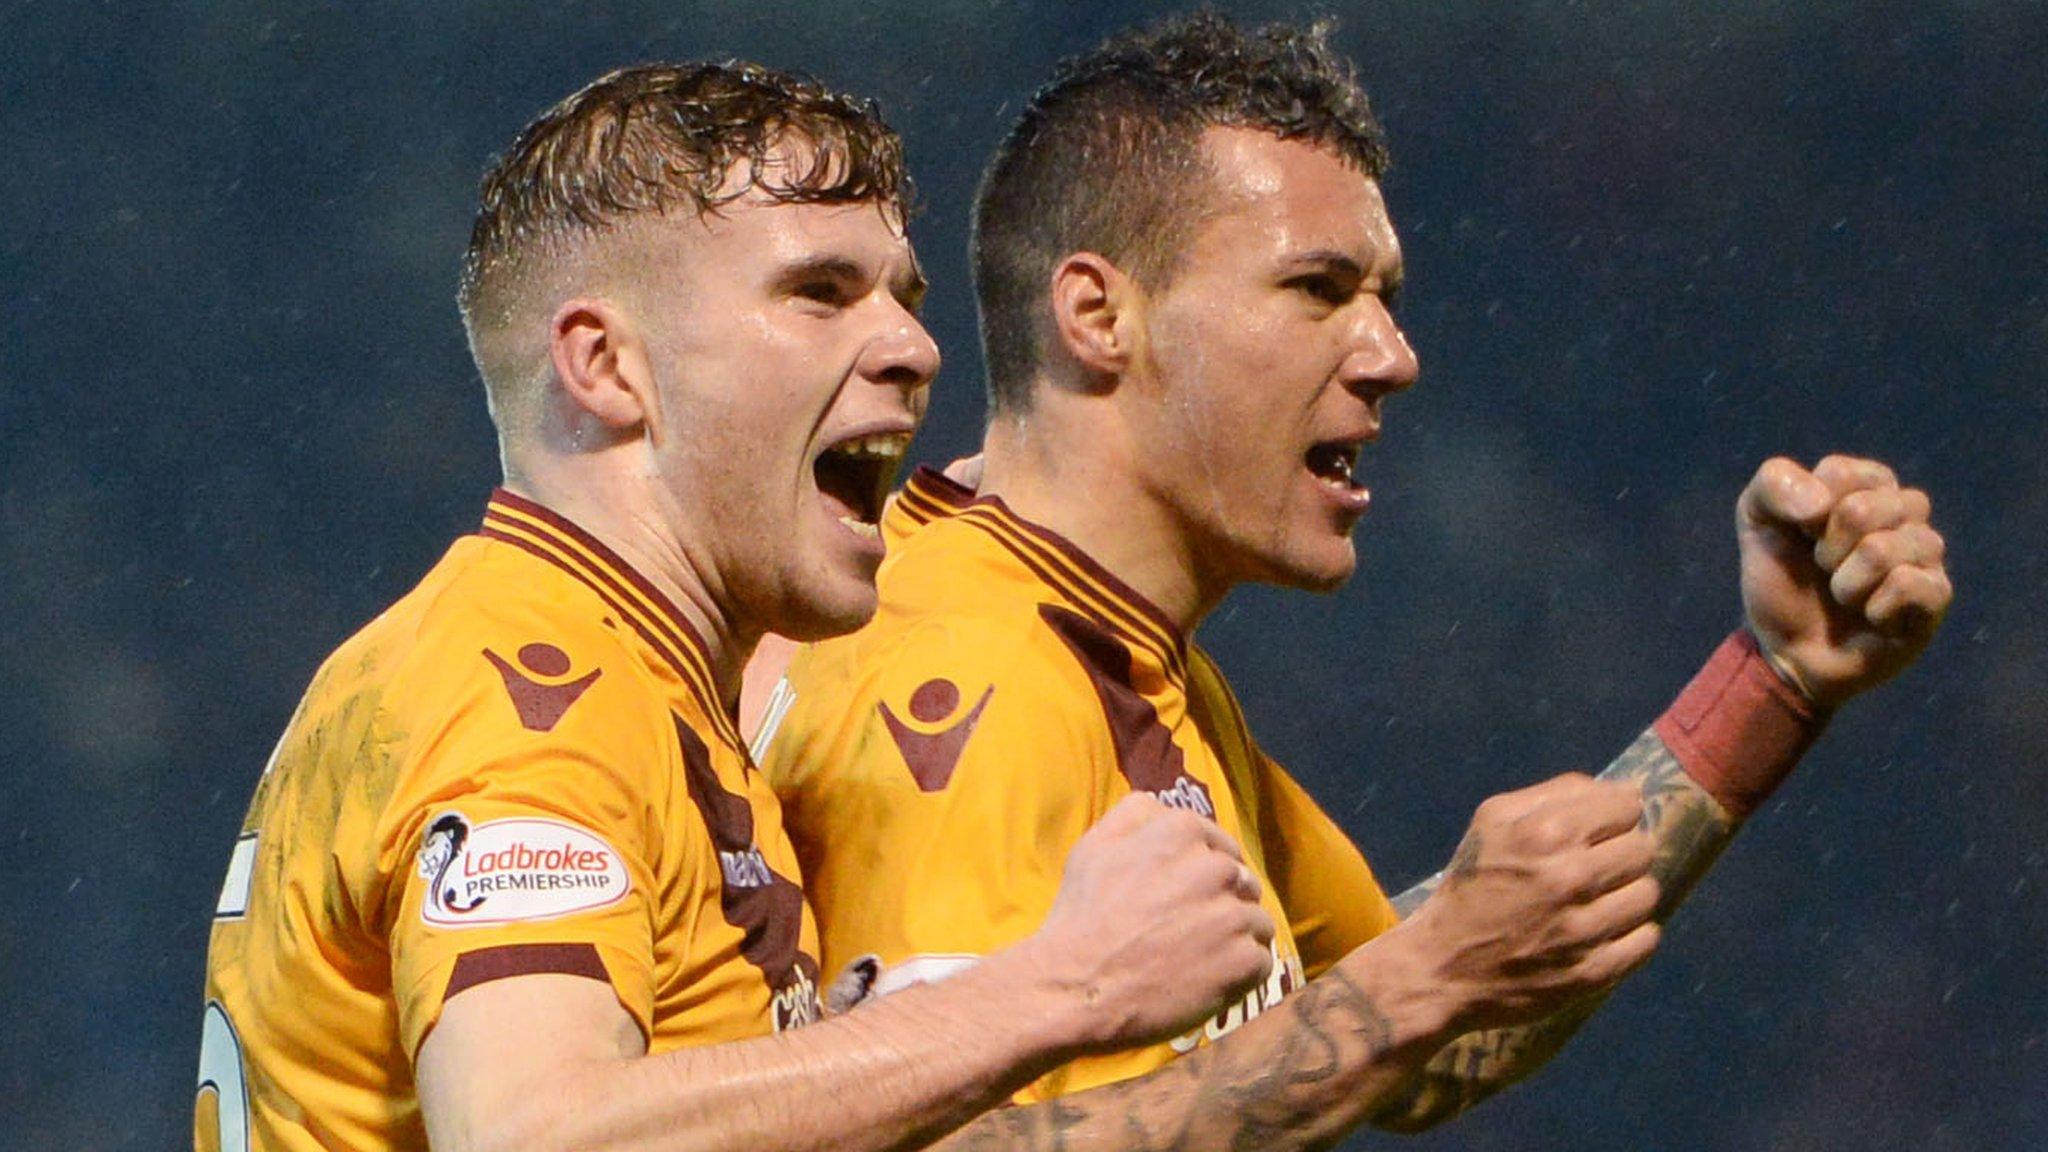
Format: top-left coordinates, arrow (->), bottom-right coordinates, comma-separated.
377,632 -> 674,1057
1253,752 -> 1401,978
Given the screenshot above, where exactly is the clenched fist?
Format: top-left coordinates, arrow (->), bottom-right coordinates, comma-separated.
1738,455 -> 1951,709
1396,773 -> 1662,1033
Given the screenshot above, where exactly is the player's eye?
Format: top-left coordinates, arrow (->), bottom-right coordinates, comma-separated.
793,279 -> 854,307
1285,274 -> 1355,307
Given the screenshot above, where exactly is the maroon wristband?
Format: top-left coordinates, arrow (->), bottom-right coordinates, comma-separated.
1652,629 -> 1826,818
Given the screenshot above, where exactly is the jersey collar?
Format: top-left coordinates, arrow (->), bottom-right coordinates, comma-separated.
890,467 -> 1189,686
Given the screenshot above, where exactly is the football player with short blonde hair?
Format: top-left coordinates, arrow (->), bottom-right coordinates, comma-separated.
196,60 -> 1278,1152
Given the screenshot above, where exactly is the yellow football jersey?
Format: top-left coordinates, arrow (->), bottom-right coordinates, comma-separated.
760,468 -> 1399,1102
197,490 -> 821,1152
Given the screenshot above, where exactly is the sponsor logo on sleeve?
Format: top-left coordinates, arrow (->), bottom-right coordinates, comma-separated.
416,812 -> 631,927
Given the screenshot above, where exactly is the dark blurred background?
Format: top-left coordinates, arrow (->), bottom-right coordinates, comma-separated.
3,1 -> 2041,1148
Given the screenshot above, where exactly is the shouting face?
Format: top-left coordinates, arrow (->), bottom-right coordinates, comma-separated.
625,186 -> 938,642
1127,127 -> 1418,601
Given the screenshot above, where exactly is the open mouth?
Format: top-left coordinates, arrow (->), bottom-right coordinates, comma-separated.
1305,440 -> 1364,491
814,431 -> 912,538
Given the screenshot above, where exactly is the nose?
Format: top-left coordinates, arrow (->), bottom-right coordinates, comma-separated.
1339,299 -> 1419,405
859,301 -> 942,392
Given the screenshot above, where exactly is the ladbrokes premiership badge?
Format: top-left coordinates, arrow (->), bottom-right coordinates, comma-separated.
417,812 -> 630,927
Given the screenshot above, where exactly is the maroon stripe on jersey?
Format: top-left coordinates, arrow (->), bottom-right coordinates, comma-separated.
901,468 -> 1181,661
1039,604 -> 1213,822
893,469 -> 971,528
472,519 -> 687,671
992,523 -> 1183,687
992,531 -> 1123,635
903,466 -> 976,510
444,942 -> 609,1001
672,714 -> 823,1030
891,494 -> 939,529
897,469 -> 1183,677
975,497 -> 1182,652
959,506 -> 1187,684
892,499 -> 933,528
477,521 -> 733,746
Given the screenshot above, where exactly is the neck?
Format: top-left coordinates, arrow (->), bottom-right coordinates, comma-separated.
980,398 -> 1227,635
502,461 -> 755,712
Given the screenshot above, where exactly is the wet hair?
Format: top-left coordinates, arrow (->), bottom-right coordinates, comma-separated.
458,60 -> 911,327
972,12 -> 1390,411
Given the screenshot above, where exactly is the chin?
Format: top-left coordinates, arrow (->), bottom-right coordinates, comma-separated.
1255,541 -> 1359,595
1215,502 -> 1365,596
767,578 -> 881,643
1279,566 -> 1355,595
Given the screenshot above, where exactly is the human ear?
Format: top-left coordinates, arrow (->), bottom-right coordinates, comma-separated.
548,298 -> 657,434
1049,252 -> 1140,379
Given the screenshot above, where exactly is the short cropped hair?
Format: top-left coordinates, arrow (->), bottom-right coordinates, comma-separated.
459,60 -> 911,337
973,13 -> 1390,411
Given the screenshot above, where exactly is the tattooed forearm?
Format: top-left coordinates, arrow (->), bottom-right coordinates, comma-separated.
1616,728 -> 1739,916
1368,997 -> 1602,1131
932,965 -> 1410,1152
933,732 -> 1747,1147
1372,728 -> 1741,1130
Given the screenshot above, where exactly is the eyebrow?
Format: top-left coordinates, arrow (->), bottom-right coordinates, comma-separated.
775,254 -> 864,287
1283,250 -> 1364,276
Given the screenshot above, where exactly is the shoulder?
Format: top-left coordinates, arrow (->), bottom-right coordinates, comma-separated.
352,538 -> 673,784
786,521 -> 1110,730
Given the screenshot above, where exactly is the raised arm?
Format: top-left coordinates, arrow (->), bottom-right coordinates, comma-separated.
415,794 -> 1276,1152
931,453 -> 1950,1151
1376,454 -> 1953,1126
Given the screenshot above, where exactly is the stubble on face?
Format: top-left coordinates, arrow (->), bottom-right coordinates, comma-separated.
1128,128 -> 1413,611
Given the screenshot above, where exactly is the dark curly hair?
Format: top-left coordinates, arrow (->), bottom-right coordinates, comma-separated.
459,61 -> 911,324
973,13 -> 1389,412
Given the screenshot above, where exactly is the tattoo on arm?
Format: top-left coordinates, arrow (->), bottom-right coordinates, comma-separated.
934,731 -> 1741,1147
1373,728 -> 1739,1130
934,967 -> 1399,1152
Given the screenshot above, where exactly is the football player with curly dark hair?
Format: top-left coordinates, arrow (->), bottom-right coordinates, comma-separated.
760,15 -> 1951,1149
